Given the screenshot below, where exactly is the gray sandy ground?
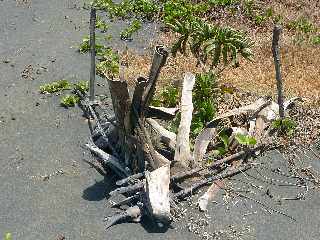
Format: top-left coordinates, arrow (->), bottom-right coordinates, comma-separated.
0,1 -> 320,239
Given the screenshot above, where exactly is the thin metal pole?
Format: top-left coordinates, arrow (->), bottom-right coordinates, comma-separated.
272,25 -> 284,119
89,7 -> 96,102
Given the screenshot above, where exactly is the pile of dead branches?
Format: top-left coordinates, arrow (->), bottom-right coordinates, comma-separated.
80,45 -> 301,229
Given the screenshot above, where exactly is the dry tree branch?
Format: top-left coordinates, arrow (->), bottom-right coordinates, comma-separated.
146,118 -> 176,150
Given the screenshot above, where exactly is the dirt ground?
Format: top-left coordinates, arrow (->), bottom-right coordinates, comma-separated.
1,1 -> 320,240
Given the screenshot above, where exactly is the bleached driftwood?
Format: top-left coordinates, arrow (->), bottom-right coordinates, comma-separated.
174,73 -> 196,168
144,164 -> 171,223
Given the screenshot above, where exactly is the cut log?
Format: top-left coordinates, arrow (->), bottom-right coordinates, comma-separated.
146,118 -> 176,150
107,77 -> 132,167
174,73 -> 196,168
107,78 -> 131,134
144,164 -> 171,223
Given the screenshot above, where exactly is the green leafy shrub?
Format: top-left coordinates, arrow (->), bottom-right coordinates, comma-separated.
120,19 -> 142,40
39,79 -> 71,94
208,0 -> 239,6
169,18 -> 253,69
163,0 -> 209,24
161,85 -> 179,107
94,0 -> 159,20
60,95 -> 80,107
191,72 -> 218,137
312,35 -> 320,45
96,47 -> 120,78
96,16 -> 109,32
78,36 -> 105,55
272,118 -> 297,136
74,81 -> 89,93
287,17 -> 315,34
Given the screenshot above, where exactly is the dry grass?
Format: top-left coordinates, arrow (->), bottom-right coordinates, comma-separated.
222,36 -> 320,105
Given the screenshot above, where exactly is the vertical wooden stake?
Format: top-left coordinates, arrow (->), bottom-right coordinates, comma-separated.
89,7 -> 96,102
272,25 -> 284,119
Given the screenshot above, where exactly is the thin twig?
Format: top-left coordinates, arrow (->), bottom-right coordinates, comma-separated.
174,164 -> 252,199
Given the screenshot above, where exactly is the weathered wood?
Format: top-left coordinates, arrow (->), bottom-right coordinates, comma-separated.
174,164 -> 252,199
193,127 -> 217,166
109,182 -> 144,196
146,118 -> 176,150
284,97 -> 302,111
146,106 -> 179,120
132,77 -> 148,117
107,78 -> 131,132
110,194 -> 140,208
116,172 -> 145,186
105,205 -> 142,229
85,140 -> 130,178
198,180 -> 224,211
144,164 -> 171,223
205,98 -> 271,129
107,78 -> 132,164
136,117 -> 170,169
142,45 -> 169,111
130,77 -> 148,172
174,73 -> 196,168
272,25 -> 284,119
171,146 -> 262,182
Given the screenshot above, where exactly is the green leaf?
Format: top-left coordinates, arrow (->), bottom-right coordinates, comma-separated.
216,146 -> 227,156
235,133 -> 256,146
246,136 -> 257,145
5,233 -> 12,240
235,133 -> 247,145
219,131 -> 229,149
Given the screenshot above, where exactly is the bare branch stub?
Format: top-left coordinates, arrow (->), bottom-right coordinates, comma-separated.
272,25 -> 284,119
141,45 -> 169,112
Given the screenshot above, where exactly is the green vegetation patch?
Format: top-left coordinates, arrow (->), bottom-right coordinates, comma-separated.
60,95 -> 80,107
39,79 -> 71,94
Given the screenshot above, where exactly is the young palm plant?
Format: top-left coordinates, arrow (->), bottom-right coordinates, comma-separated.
169,18 -> 253,70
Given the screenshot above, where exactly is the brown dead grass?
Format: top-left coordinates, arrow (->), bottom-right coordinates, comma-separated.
222,36 -> 320,105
